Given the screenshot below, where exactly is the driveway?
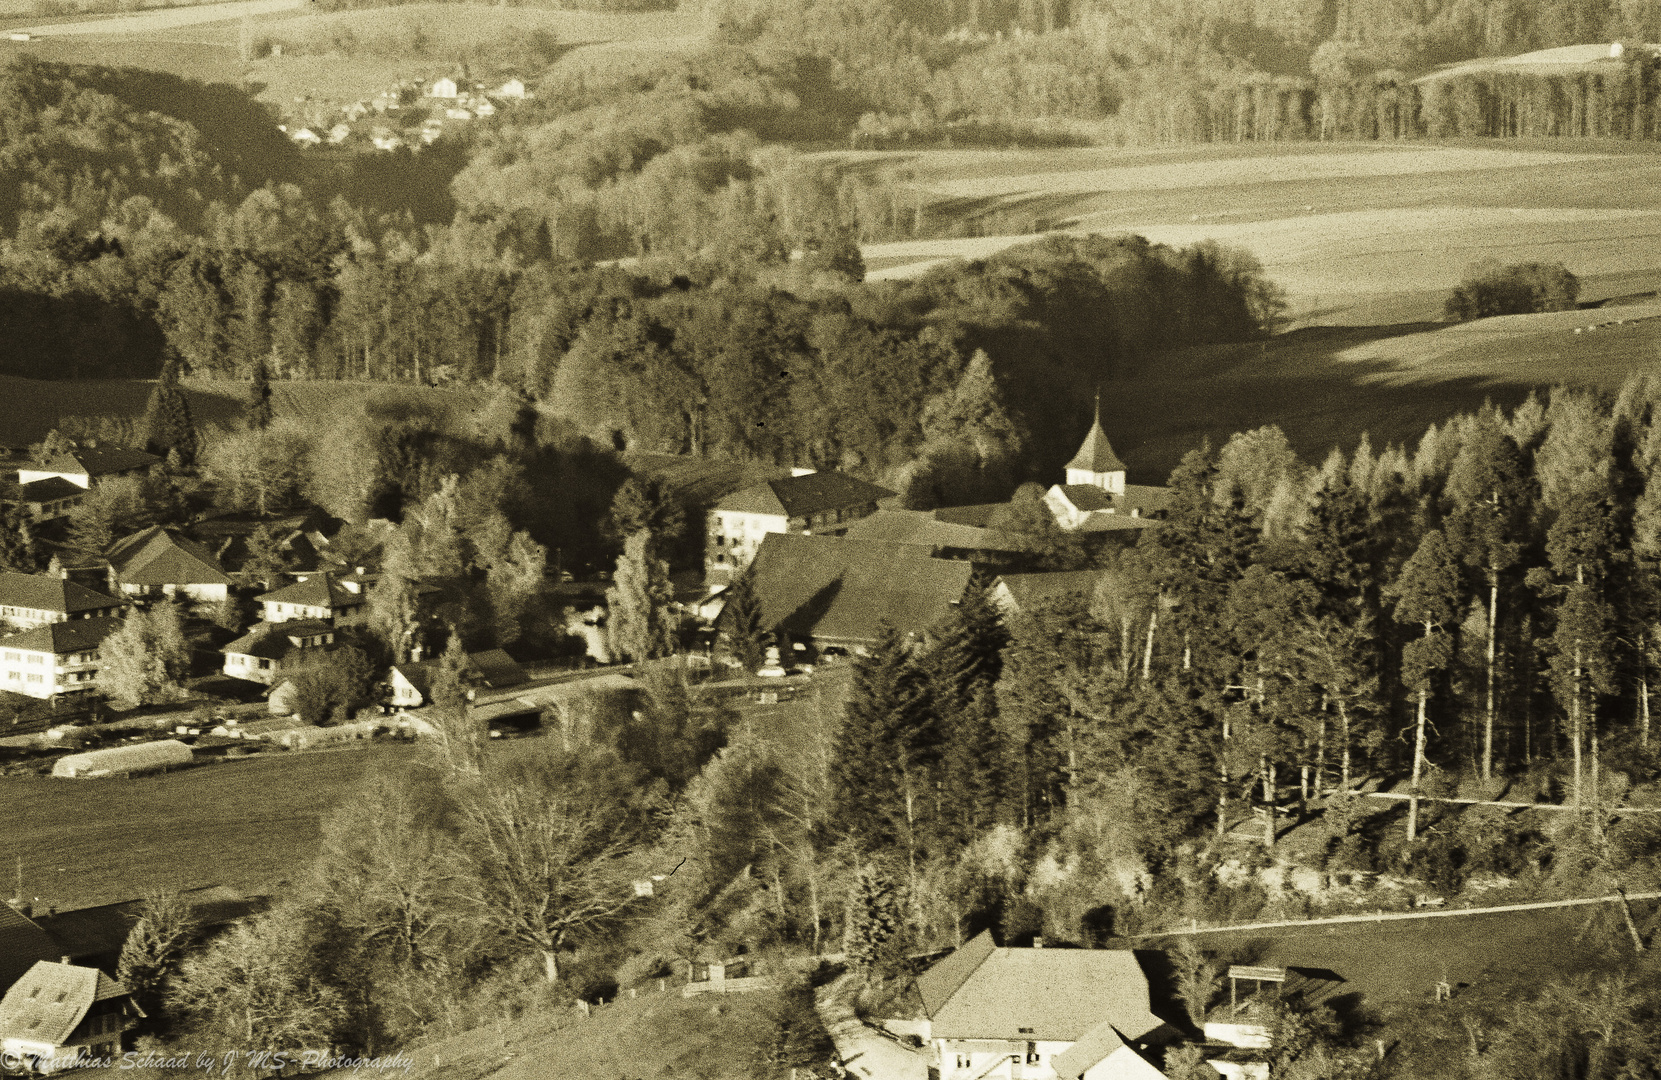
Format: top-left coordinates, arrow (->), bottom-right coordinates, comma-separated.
815,973 -> 930,1080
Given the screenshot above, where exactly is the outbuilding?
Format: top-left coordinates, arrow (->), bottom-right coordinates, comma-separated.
52,740 -> 193,779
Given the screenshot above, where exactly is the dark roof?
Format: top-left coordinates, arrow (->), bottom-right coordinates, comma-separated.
932,504 -> 1006,528
0,961 -> 129,1046
36,887 -> 265,965
744,533 -> 973,646
223,620 -> 334,661
18,477 -> 84,503
0,902 -> 62,994
916,930 -> 1164,1043
27,445 -> 158,478
107,526 -> 232,587
841,510 -> 1024,553
257,572 -> 363,610
715,471 -> 896,519
994,571 -> 1105,612
1055,485 -> 1115,512
0,616 -> 123,656
1066,416 -> 1127,474
468,648 -> 527,688
0,574 -> 122,615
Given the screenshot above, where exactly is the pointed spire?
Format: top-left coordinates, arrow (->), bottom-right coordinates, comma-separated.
1067,397 -> 1125,475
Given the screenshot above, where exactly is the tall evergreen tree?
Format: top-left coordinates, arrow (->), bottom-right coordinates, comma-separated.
717,568 -> 770,674
1385,529 -> 1459,842
142,353 -> 198,466
248,358 -> 274,431
926,586 -> 1007,847
831,626 -> 930,863
605,531 -> 675,663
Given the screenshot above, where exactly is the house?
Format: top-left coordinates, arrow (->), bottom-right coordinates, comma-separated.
0,960 -> 142,1073
290,127 -> 321,146
0,573 -> 123,630
429,76 -> 458,98
18,445 -> 158,490
705,470 -> 897,586
1043,408 -> 1170,534
371,128 -> 405,151
472,98 -> 496,117
326,122 -> 352,144
106,526 -> 233,603
730,533 -> 974,656
388,647 -> 528,709
916,931 -> 1174,1080
0,902 -> 62,997
2,477 -> 87,522
221,620 -> 335,685
51,740 -> 193,779
496,77 -> 526,98
188,507 -> 339,577
0,617 -> 122,699
840,508 -> 1025,563
256,571 -> 370,625
33,887 -> 264,974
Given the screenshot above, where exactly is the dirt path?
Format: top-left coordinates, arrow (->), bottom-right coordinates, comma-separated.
816,973 -> 930,1080
14,0 -> 300,37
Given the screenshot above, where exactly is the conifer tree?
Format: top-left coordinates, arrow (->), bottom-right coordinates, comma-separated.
716,568 -> 770,674
142,353 -> 198,467
842,865 -> 905,983
248,358 -> 274,431
926,586 -> 1007,847
606,531 -> 675,663
831,626 -> 929,858
1385,530 -> 1459,842
0,502 -> 38,574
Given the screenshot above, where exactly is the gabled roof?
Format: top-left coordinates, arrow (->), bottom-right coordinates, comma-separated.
993,571 -> 1105,612
107,526 -> 232,587
841,510 -> 1025,553
390,649 -> 528,703
917,930 -> 1164,1043
1066,415 -> 1127,474
744,533 -> 973,646
223,620 -> 334,661
0,903 -> 62,994
26,445 -> 158,478
715,471 -> 897,519
257,573 -> 363,610
0,616 -> 123,656
0,574 -> 122,615
18,477 -> 84,502
1049,1019 -> 1127,1078
0,961 -> 129,1046
1055,485 -> 1116,512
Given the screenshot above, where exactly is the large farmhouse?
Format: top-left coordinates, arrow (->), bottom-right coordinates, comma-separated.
0,573 -> 124,630
916,931 -> 1175,1080
106,526 -> 233,603
0,960 -> 141,1074
705,470 -> 896,586
0,617 -> 122,699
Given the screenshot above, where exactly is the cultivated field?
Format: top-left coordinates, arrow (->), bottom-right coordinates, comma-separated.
855,141 -> 1661,326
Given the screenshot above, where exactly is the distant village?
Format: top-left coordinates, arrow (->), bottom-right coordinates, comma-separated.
279,73 -> 531,152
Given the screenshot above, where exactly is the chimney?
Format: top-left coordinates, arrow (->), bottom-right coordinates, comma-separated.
1031,936 -> 1044,949
409,643 -> 423,663
61,956 -> 71,965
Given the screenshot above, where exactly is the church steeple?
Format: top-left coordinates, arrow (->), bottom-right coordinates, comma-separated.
1065,396 -> 1126,492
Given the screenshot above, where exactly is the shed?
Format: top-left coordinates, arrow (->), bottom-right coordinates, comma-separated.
52,740 -> 192,778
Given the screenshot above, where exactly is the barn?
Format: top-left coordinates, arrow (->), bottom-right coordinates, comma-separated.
52,740 -> 193,779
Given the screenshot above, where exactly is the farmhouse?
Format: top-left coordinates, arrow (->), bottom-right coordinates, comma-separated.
3,477 -> 86,522
705,469 -> 896,586
51,740 -> 193,779
106,526 -> 233,603
840,508 -> 1025,563
388,647 -> 528,709
221,620 -> 336,685
916,931 -> 1174,1080
256,571 -> 370,625
18,444 -> 157,490
731,532 -> 974,655
0,617 -> 122,699
1042,409 -> 1170,533
0,960 -> 141,1073
990,570 -> 1108,616
0,573 -> 123,630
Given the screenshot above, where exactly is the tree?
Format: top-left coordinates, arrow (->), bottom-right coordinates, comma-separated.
424,633 -> 486,777
1385,530 -> 1460,842
98,603 -> 191,708
842,864 -> 906,983
717,568 -> 770,674
66,476 -> 147,554
831,626 -> 929,858
484,530 -> 548,647
285,646 -> 376,724
248,358 -> 274,430
606,531 -> 675,663
117,891 -> 201,1028
141,353 -> 198,467
450,756 -> 641,983
0,502 -> 39,574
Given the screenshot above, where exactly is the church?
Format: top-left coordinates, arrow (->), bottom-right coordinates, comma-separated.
1042,406 -> 1171,532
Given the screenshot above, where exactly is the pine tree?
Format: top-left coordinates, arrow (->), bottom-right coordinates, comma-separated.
425,632 -> 485,777
142,353 -> 198,467
842,865 -> 905,983
926,586 -> 1008,847
248,359 -> 274,431
1385,530 -> 1459,842
717,568 -> 770,674
831,626 -> 928,856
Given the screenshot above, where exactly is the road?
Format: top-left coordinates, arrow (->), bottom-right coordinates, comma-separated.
816,973 -> 930,1080
12,0 -> 302,37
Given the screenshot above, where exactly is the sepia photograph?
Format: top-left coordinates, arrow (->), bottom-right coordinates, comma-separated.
0,0 -> 1659,1076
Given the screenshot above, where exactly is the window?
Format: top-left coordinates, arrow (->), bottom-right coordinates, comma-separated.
27,654 -> 41,664
257,659 -> 271,670
26,673 -> 41,684
5,672 -> 16,681
4,651 -> 17,661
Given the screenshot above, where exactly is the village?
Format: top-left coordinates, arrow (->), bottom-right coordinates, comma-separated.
278,72 -> 530,152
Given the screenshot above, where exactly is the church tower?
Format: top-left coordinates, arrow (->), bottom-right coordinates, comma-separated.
1064,397 -> 1126,494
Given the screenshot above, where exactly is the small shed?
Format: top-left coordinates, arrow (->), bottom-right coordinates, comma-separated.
53,740 -> 192,778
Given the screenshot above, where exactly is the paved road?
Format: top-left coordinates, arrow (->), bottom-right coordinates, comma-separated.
13,0 -> 302,37
816,974 -> 930,1080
